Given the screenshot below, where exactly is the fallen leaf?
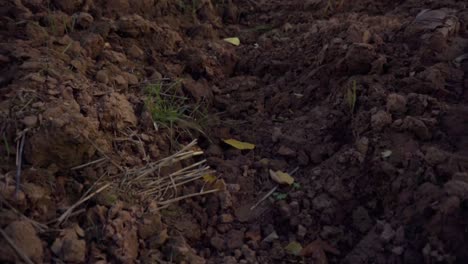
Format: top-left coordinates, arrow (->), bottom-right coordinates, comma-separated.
301,239 -> 340,264
269,170 -> 294,185
223,139 -> 255,150
285,241 -> 303,256
202,174 -> 217,184
223,37 -> 240,46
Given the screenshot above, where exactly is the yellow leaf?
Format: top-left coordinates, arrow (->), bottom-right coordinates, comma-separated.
202,174 -> 217,184
269,170 -> 294,185
223,37 -> 240,46
285,241 -> 303,256
223,139 -> 255,150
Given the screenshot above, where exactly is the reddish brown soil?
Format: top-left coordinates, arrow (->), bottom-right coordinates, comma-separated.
1,0 -> 468,263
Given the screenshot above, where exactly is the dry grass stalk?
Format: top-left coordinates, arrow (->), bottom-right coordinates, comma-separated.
55,183 -> 111,226
0,195 -> 48,232
121,139 -> 217,203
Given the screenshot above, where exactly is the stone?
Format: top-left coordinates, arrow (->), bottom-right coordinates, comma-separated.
277,145 -> 296,157
210,236 -> 225,251
312,193 -> 333,210
444,180 -> 468,200
403,117 -> 431,140
262,231 -> 279,243
297,225 -> 307,238
22,115 -> 38,127
96,70 -> 108,84
127,44 -> 144,59
392,246 -> 404,255
241,245 -> 256,263
424,147 -> 447,165
226,229 -> 244,249
52,0 -> 83,14
380,223 -> 395,243
352,206 -> 372,233
76,12 -> 93,29
0,221 -> 43,263
371,110 -> 392,131
219,214 -> 234,223
386,93 -> 407,113
113,75 -> 128,90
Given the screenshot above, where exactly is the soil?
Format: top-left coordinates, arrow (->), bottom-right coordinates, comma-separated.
1,0 -> 468,263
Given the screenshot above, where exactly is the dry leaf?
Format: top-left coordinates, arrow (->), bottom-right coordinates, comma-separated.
269,170 -> 294,185
223,139 -> 255,150
285,241 -> 303,256
223,37 -> 240,46
301,239 -> 340,264
202,174 -> 217,184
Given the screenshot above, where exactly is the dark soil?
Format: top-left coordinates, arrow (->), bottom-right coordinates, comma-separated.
1,0 -> 468,263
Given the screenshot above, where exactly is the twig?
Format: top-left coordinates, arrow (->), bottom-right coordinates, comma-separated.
0,228 -> 35,264
15,132 -> 26,199
158,189 -> 219,206
250,167 -> 300,210
250,185 -> 278,210
70,157 -> 107,171
56,183 -> 111,225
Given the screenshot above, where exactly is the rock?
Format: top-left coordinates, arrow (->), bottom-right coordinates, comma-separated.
164,236 -> 205,264
241,245 -> 256,263
117,15 -> 151,37
277,145 -> 296,157
113,75 -> 128,90
127,44 -> 144,59
124,72 -> 138,85
380,223 -> 395,243
96,70 -> 109,84
22,115 -> 38,127
0,221 -> 43,263
444,180 -> 468,200
52,0 -> 83,14
403,117 -> 431,140
371,110 -> 392,131
262,231 -> 279,243
81,33 -> 104,58
356,137 -> 369,155
277,200 -> 291,218
75,12 -> 93,29
149,229 -> 168,248
226,229 -> 244,249
342,43 -> 377,74
320,226 -> 342,239
137,214 -> 163,239
272,127 -> 282,142
210,236 -> 225,251
392,246 -> 404,255
223,256 -> 237,264
394,226 -> 405,244
219,214 -> 234,223
103,50 -> 128,64
101,92 -> 137,130
312,193 -> 333,210
297,225 -> 307,238
386,93 -> 407,113
352,206 -> 373,233
424,147 -> 447,165
182,78 -> 213,102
